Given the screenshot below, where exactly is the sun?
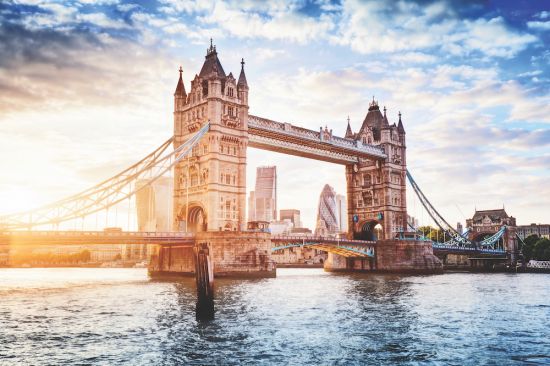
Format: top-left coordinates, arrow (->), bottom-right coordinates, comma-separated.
0,187 -> 41,215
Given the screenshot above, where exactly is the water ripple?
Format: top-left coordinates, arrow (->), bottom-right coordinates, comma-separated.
0,268 -> 549,365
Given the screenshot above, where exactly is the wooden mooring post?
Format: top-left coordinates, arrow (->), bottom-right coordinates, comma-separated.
194,242 -> 214,320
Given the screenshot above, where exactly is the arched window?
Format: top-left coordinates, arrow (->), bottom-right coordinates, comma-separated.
362,136 -> 366,144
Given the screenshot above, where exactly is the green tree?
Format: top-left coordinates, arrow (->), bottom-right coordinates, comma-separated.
521,234 -> 539,261
533,238 -> 550,261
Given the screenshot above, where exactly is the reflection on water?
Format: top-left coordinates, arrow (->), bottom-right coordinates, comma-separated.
1,268 -> 549,365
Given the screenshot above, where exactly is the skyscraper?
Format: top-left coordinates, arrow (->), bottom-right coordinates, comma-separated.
335,194 -> 348,233
248,166 -> 277,222
314,184 -> 339,236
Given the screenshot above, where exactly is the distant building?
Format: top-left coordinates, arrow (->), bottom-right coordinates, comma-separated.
135,177 -> 173,260
314,184 -> 339,236
457,222 -> 463,235
291,227 -> 312,235
466,208 -> 517,251
516,223 -> 550,239
269,219 -> 294,235
335,194 -> 348,233
0,246 -> 8,266
407,215 -> 418,229
466,209 -> 516,238
248,166 -> 277,222
136,177 -> 173,231
280,209 -> 301,228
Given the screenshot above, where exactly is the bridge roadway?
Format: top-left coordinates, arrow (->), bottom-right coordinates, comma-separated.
0,231 -> 196,246
0,231 -> 506,259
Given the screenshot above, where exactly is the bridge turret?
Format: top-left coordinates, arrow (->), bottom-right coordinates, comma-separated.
173,66 -> 188,138
345,116 -> 354,139
238,58 -> 249,106
346,100 -> 408,242
173,41 -> 249,233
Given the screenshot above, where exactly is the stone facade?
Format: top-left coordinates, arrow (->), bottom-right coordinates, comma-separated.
324,240 -> 442,273
466,208 -> 518,254
345,100 -> 407,241
149,231 -> 276,277
173,43 -> 249,233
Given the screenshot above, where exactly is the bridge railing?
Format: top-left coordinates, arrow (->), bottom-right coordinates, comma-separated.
270,235 -> 376,245
0,231 -> 196,238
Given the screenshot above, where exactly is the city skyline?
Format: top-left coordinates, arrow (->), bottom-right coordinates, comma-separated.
0,1 -> 548,230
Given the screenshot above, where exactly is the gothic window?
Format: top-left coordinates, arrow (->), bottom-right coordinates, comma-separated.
203,145 -> 208,155
233,147 -> 237,155
228,88 -> 234,97
363,174 -> 371,187
362,136 -> 366,144
225,201 -> 231,219
232,175 -> 236,185
220,173 -> 224,183
368,137 -> 372,144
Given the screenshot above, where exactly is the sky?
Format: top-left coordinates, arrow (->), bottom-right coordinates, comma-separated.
0,0 -> 549,230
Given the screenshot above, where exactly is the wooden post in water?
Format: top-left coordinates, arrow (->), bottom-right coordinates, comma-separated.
194,242 -> 214,320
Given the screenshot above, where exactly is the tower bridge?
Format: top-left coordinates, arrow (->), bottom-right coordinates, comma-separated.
0,42 -> 519,280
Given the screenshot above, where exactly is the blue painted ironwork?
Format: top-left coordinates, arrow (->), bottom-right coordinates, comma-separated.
271,236 -> 375,257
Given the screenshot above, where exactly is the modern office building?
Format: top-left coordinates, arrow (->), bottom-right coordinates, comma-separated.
314,184 -> 339,236
248,166 -> 277,222
135,177 -> 173,259
335,194 -> 348,233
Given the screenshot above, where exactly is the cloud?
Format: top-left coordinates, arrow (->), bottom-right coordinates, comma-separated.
535,11 -> 550,20
527,20 -> 550,31
332,1 -> 536,59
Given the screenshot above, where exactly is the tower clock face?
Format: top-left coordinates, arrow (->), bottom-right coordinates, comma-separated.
353,164 -> 358,173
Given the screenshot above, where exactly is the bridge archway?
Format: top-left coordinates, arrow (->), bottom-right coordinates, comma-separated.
179,203 -> 207,233
354,220 -> 382,241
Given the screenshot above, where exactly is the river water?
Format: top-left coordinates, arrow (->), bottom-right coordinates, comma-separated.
0,268 -> 549,365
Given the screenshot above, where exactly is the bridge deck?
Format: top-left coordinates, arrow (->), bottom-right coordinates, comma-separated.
248,115 -> 386,164
0,231 -> 196,246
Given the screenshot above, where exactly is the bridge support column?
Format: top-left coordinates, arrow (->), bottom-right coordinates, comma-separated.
375,240 -> 443,273
194,242 -> 214,320
324,253 -> 374,272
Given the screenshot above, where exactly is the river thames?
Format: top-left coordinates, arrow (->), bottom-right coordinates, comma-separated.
0,268 -> 549,365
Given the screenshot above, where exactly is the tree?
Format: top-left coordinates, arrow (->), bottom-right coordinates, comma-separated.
521,234 -> 539,261
533,238 -> 550,261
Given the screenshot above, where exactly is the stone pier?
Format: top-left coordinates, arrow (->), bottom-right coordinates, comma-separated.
324,239 -> 443,274
149,231 -> 276,278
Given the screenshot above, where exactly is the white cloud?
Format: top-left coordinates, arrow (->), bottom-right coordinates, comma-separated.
332,2 -> 536,59
79,12 -> 129,29
535,11 -> 550,20
527,20 -> 550,31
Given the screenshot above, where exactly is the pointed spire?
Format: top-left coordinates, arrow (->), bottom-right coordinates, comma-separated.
345,115 -> 354,139
383,105 -> 389,126
174,66 -> 186,97
397,111 -> 405,134
238,57 -> 248,89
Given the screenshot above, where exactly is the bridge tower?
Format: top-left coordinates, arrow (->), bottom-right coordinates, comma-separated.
173,41 -> 249,233
346,100 -> 407,240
